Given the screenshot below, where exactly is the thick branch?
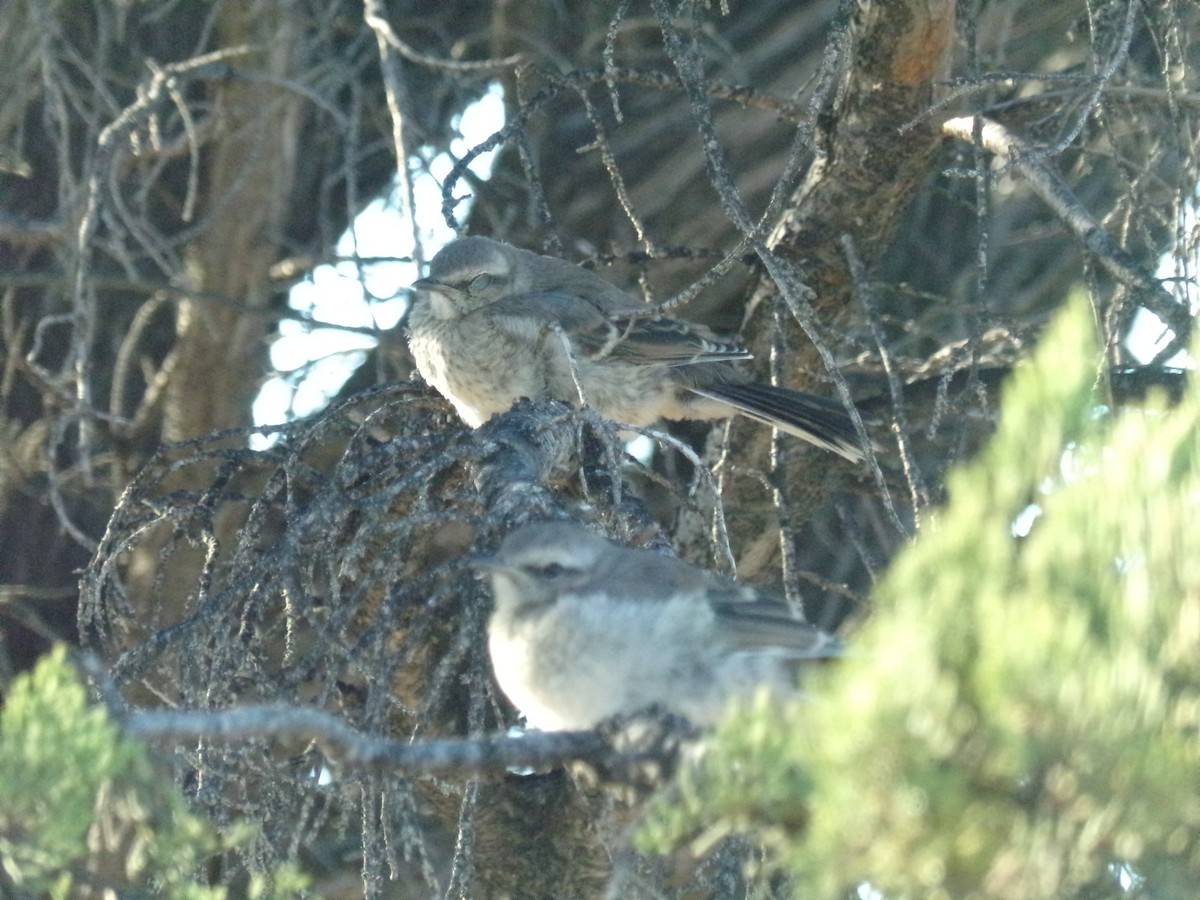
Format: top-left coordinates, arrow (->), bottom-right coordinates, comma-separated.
127,705 -> 609,775
774,0 -> 957,310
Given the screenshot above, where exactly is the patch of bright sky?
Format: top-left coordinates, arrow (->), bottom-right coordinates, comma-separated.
1124,187 -> 1198,367
1109,861 -> 1144,893
251,83 -> 506,445
1010,502 -> 1042,538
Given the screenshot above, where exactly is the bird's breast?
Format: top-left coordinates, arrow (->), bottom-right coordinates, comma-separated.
408,314 -> 547,427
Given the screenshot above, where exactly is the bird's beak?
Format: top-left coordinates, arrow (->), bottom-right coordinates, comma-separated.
411,277 -> 450,295
466,555 -> 511,576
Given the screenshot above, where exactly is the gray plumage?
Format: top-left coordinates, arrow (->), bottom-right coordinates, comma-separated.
408,237 -> 869,461
473,522 -> 842,731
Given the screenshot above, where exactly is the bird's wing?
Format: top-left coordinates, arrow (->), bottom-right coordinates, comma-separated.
598,551 -> 841,658
597,316 -> 752,366
710,596 -> 843,659
478,291 -> 751,367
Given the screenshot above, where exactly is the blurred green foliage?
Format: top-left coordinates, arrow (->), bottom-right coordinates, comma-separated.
641,298 -> 1200,899
0,646 -> 307,898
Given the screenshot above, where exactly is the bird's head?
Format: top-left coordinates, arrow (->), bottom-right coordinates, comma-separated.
471,522 -> 610,613
411,237 -> 520,317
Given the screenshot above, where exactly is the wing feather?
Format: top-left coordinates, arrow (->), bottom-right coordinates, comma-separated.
476,291 -> 751,367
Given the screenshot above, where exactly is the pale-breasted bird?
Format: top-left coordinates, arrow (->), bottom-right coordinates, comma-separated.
471,522 -> 842,731
408,236 -> 869,461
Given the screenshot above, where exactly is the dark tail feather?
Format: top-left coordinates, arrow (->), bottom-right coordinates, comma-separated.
690,382 -> 870,462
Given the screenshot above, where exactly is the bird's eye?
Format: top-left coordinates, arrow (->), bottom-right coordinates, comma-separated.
469,273 -> 495,292
531,563 -> 567,578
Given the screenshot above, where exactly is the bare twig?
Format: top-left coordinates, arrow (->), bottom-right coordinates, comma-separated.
943,115 -> 1192,359
842,234 -> 928,520
361,2 -> 522,74
363,0 -> 421,259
